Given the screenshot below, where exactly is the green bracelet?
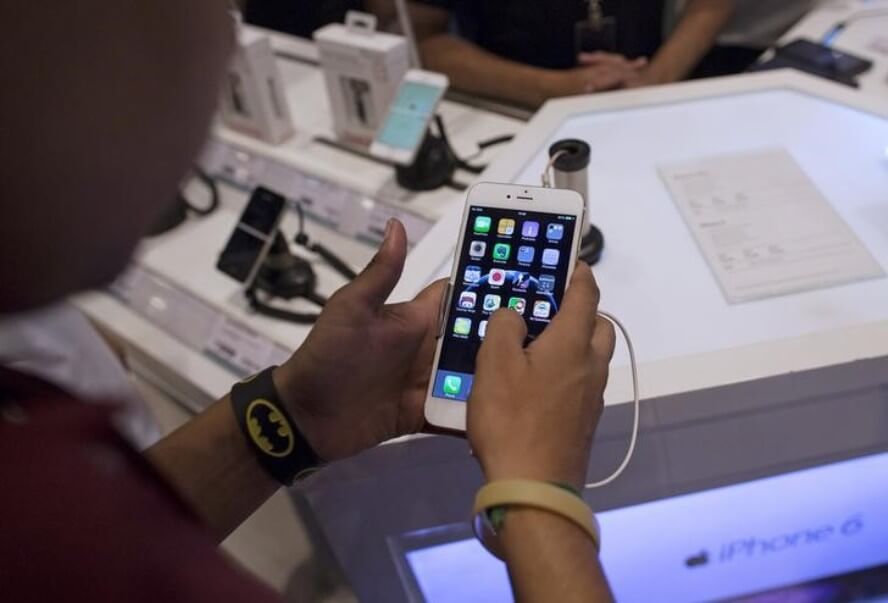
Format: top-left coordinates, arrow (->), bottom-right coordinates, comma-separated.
486,481 -> 583,531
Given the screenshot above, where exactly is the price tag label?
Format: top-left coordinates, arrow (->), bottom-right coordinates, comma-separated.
217,146 -> 267,188
204,138 -> 435,248
264,159 -> 305,194
203,318 -> 275,377
363,203 -> 433,248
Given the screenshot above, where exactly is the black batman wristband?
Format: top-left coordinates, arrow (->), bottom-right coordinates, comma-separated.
231,366 -> 321,486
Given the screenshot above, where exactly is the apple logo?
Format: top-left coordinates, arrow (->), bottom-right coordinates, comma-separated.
685,551 -> 710,569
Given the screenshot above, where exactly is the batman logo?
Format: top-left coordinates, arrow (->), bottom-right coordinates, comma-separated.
246,399 -> 295,457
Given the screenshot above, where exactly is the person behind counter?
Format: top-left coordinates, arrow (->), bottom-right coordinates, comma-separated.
408,0 -> 735,107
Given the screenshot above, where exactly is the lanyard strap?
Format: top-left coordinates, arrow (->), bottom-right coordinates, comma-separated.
586,0 -> 605,28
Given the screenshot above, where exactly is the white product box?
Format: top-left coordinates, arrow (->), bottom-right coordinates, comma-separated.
314,12 -> 410,146
219,29 -> 295,144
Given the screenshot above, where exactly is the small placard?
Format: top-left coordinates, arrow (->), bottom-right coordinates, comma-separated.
110,266 -> 293,379
204,318 -> 275,377
201,139 -> 435,248
659,148 -> 885,303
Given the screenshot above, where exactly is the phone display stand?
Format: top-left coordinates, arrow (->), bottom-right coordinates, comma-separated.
245,233 -> 326,324
548,139 -> 605,266
242,201 -> 358,324
579,225 -> 605,266
254,234 -> 322,301
315,114 -> 479,193
395,128 -> 457,192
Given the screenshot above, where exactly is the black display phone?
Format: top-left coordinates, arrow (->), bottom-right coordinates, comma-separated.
777,39 -> 873,77
216,187 -> 286,286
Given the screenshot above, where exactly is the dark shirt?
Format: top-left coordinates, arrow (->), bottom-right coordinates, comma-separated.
244,0 -> 364,39
0,368 -> 280,602
416,0 -> 664,69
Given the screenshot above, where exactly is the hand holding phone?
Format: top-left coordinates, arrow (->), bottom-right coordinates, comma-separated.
424,182 -> 590,431
468,267 -> 616,490
271,219 -> 447,461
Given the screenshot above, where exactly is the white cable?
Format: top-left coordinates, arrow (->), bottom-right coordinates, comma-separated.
584,310 -> 640,489
537,164 -> 642,489
541,150 -> 568,189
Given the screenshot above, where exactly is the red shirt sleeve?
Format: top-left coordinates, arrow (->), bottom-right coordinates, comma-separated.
0,369 -> 282,602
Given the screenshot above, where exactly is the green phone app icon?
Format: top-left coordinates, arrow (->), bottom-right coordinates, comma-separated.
443,375 -> 462,396
474,216 -> 492,234
453,317 -> 472,335
493,243 -> 511,261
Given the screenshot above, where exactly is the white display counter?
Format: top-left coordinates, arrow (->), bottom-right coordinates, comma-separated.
400,71 -> 888,407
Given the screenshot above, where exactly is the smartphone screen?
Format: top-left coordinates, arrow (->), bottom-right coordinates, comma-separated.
375,80 -> 443,152
432,206 -> 578,402
216,187 -> 285,284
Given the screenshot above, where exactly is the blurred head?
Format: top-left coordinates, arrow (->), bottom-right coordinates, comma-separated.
0,2 -> 234,313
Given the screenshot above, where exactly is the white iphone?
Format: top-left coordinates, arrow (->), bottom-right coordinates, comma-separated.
369,69 -> 449,166
424,182 -> 587,431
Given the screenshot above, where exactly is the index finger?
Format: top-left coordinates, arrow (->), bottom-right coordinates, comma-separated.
531,263 -> 600,354
480,308 -> 528,360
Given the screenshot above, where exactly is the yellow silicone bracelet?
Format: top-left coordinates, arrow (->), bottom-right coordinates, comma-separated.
472,479 -> 601,560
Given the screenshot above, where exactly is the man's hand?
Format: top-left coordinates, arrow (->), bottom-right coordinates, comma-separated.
578,52 -> 648,73
273,219 -> 445,462
468,266 -> 618,600
468,264 -> 615,490
581,52 -> 653,90
545,52 -> 647,97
